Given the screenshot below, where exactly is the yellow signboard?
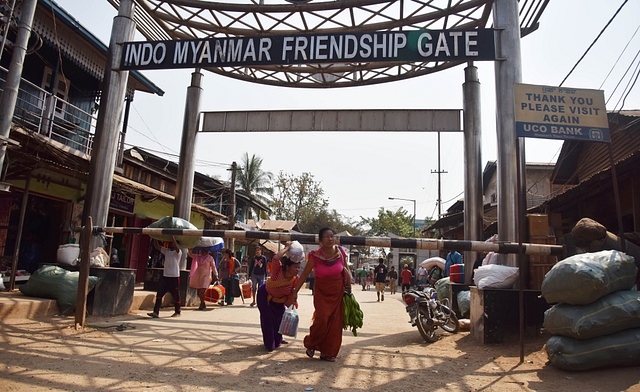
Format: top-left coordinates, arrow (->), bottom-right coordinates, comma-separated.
514,83 -> 609,142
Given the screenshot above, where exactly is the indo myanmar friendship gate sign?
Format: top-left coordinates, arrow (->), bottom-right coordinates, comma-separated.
119,29 -> 496,70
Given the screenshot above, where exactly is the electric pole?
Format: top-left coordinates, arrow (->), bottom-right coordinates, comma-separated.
431,131 -> 448,218
227,161 -> 238,250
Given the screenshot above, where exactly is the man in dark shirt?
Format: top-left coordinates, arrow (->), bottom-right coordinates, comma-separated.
374,258 -> 388,302
388,266 -> 398,295
248,246 -> 267,307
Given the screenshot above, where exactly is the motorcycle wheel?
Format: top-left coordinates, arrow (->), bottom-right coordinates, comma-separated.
416,307 -> 438,343
442,312 -> 460,333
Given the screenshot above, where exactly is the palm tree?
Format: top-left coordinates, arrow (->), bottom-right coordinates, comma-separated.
237,152 -> 273,219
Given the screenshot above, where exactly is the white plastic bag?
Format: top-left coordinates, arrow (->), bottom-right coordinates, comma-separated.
278,304 -> 299,338
287,241 -> 305,263
482,252 -> 499,265
90,248 -> 109,267
473,264 -> 519,289
57,244 -> 80,265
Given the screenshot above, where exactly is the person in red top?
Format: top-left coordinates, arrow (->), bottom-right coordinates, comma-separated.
257,242 -> 301,352
294,227 -> 351,362
401,264 -> 413,293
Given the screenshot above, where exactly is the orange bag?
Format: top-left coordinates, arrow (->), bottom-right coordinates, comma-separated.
204,284 -> 225,303
242,282 -> 252,298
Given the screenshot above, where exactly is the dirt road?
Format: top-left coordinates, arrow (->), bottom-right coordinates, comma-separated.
1,287 -> 639,391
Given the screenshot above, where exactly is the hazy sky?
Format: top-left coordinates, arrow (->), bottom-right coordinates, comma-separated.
55,0 -> 640,223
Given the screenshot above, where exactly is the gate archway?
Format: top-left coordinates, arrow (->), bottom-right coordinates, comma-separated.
87,0 -> 549,267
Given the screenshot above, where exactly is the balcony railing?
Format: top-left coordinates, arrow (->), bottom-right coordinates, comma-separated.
0,66 -> 125,162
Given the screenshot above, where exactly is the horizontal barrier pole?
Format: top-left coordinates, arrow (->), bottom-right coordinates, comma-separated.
94,226 -> 565,257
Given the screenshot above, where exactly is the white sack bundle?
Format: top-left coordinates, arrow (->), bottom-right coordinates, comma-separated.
473,264 -> 519,289
287,241 -> 306,263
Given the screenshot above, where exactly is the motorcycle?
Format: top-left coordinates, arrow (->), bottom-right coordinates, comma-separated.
403,287 -> 459,342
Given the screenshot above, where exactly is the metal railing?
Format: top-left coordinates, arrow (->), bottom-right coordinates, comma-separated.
0,66 -> 104,156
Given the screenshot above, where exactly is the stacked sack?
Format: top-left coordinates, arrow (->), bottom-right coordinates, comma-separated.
541,250 -> 640,371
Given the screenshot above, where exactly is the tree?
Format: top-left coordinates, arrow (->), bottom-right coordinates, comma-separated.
271,171 -> 329,233
360,207 -> 414,238
303,208 -> 363,237
358,207 -> 414,257
236,153 -> 273,219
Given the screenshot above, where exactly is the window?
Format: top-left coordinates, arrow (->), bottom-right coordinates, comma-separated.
41,67 -> 70,117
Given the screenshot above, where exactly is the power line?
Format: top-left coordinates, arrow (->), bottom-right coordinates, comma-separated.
131,104 -> 168,153
121,142 -> 232,168
612,55 -> 640,112
442,191 -> 464,205
559,0 -> 630,87
599,22 -> 640,90
605,49 -> 640,106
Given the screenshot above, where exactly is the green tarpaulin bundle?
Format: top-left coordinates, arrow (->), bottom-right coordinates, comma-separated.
541,250 -> 637,305
544,290 -> 640,340
545,328 -> 640,371
19,265 -> 99,315
147,216 -> 202,249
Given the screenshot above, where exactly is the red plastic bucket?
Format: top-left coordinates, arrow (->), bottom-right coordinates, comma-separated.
450,264 -> 464,274
450,272 -> 464,283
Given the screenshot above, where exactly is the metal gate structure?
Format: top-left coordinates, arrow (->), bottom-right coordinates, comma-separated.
88,0 -> 549,259
77,1 -> 551,336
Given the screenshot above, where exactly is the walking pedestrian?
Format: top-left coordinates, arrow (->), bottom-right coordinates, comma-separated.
417,265 -> 428,286
374,258 -> 388,302
360,267 -> 367,291
188,248 -> 218,310
294,227 -> 351,362
249,246 -> 267,307
148,236 -> 182,318
388,266 -> 398,294
257,241 -> 301,352
401,264 -> 413,293
219,249 -> 241,306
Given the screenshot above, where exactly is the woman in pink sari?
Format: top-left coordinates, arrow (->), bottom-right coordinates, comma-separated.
188,249 -> 218,310
294,227 -> 351,362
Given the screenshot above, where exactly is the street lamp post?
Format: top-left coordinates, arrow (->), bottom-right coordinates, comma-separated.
388,197 -> 416,238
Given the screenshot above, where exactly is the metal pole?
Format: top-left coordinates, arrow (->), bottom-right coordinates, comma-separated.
75,216 -> 92,329
93,226 -> 566,257
8,172 -> 31,290
493,0 -> 524,266
463,62 -> 483,284
228,161 -> 238,251
608,144 -> 626,243
117,95 -> 133,167
0,0 -> 16,63
82,0 -> 136,249
174,69 -> 202,220
516,141 -> 526,363
174,69 -> 203,268
431,132 -> 447,219
413,199 -> 416,238
437,132 -> 441,218
0,0 -> 37,170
